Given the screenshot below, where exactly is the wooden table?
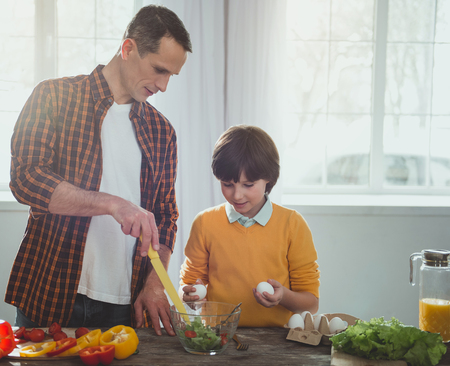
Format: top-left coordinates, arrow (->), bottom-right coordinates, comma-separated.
3,327 -> 450,365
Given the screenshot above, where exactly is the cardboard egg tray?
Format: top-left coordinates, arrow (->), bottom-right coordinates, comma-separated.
285,312 -> 359,346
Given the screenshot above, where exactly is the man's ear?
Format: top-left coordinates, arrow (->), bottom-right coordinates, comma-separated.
121,38 -> 135,60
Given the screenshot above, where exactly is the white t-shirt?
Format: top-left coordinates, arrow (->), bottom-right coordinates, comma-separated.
78,102 -> 141,304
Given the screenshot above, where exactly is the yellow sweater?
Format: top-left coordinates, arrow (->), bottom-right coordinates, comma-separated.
180,203 -> 320,327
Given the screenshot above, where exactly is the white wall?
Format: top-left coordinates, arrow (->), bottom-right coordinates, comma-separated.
0,200 -> 29,325
1,199 -> 450,328
290,204 -> 450,327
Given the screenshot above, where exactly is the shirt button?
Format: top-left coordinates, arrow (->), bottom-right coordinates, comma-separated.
108,98 -> 113,103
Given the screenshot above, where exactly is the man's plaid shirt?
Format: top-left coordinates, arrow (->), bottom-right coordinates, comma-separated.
5,65 -> 178,327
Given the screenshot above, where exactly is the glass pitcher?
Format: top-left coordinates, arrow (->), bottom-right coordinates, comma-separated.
410,249 -> 450,342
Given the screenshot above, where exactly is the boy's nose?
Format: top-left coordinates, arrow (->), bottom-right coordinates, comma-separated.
233,188 -> 244,200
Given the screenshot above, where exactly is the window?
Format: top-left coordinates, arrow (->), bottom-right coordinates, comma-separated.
283,0 -> 450,195
0,0 -> 136,190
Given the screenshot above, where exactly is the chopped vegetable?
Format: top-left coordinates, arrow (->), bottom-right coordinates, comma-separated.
14,326 -> 26,339
46,337 -> 77,357
20,341 -> 56,357
79,345 -> 115,366
177,317 -> 225,352
99,325 -> 139,360
76,327 -> 90,339
48,322 -> 62,336
53,331 -> 68,341
0,320 -> 16,359
331,317 -> 447,366
58,329 -> 101,357
29,328 -> 46,342
184,331 -> 197,338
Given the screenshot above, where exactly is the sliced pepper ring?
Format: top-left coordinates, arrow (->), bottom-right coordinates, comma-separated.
79,345 -> 115,366
46,337 -> 77,357
19,341 -> 56,357
58,329 -> 101,357
99,325 -> 139,360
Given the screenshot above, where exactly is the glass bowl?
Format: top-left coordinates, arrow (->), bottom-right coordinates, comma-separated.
170,301 -> 241,355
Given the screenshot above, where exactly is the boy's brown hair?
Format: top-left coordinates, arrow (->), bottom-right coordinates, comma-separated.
212,125 -> 280,194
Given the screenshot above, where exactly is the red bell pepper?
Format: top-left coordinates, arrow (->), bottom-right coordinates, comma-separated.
79,345 -> 115,366
46,337 -> 77,357
0,320 -> 16,359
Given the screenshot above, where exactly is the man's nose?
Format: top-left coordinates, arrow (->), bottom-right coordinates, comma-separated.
156,75 -> 170,93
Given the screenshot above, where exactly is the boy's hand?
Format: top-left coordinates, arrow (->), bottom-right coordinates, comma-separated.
182,279 -> 206,302
252,279 -> 284,308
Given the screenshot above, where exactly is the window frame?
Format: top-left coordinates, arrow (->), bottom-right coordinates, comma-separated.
283,0 -> 450,198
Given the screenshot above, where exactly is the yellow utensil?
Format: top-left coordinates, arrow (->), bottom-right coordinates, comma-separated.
145,239 -> 190,323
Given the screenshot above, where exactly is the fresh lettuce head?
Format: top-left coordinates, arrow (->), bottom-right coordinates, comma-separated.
331,317 -> 447,366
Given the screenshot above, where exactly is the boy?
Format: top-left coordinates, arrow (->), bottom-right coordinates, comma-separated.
180,125 -> 320,327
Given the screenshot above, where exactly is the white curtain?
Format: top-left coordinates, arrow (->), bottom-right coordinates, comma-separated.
143,0 -> 286,288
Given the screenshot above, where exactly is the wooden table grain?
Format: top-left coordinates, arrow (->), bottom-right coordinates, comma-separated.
3,327 -> 450,366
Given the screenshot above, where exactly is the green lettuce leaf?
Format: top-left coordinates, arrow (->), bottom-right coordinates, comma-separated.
330,317 -> 447,366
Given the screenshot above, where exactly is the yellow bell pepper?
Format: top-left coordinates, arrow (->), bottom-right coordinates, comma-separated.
19,341 -> 56,357
99,325 -> 139,360
58,329 -> 101,357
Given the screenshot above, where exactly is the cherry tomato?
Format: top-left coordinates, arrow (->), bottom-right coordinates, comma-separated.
184,330 -> 197,338
53,331 -> 68,341
29,328 -> 45,342
75,327 -> 90,339
23,329 -> 33,341
48,322 -> 62,336
220,332 -> 228,346
14,326 -> 26,339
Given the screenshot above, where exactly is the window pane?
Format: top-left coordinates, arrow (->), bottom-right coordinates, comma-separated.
328,42 -> 373,114
331,0 -> 374,41
432,44 -> 450,115
436,0 -> 450,43
282,114 -> 326,186
286,0 -> 330,40
327,115 -> 371,185
58,38 -> 96,77
383,115 -> 429,187
385,43 -> 434,115
430,117 -> 450,187
0,0 -> 35,187
97,0 -> 134,39
287,40 -> 328,113
387,0 -> 436,42
57,0 -> 95,38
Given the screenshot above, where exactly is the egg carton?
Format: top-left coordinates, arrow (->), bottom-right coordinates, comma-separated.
285,312 -> 359,346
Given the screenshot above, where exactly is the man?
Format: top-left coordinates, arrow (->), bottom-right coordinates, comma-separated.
5,5 -> 192,336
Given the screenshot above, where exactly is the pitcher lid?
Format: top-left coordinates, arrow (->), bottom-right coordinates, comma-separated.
423,249 -> 450,266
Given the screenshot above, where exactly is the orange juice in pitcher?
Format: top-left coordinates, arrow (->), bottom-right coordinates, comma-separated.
410,250 -> 450,343
419,298 -> 450,342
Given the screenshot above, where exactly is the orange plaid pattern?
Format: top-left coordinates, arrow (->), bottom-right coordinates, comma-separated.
6,65 -> 178,327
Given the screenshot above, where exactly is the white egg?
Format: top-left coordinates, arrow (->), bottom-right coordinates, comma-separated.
189,284 -> 207,300
256,282 -> 274,297
329,317 -> 347,333
314,314 -> 326,330
287,314 -> 304,329
300,311 -> 311,320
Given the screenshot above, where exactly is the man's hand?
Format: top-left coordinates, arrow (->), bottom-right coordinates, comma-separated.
110,199 -> 159,256
134,245 -> 175,336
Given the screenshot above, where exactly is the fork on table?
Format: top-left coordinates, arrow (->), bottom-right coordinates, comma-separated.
232,334 -> 249,351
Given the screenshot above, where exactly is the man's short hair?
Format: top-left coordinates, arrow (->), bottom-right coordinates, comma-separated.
212,125 -> 280,194
123,4 -> 192,57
